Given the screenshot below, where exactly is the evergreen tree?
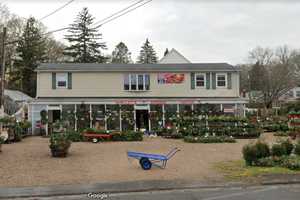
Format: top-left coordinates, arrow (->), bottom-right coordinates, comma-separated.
111,42 -> 132,63
13,17 -> 46,97
164,48 -> 169,56
137,39 -> 158,64
64,7 -> 106,63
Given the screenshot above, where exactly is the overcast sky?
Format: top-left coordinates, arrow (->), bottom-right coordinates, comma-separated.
1,0 -> 300,64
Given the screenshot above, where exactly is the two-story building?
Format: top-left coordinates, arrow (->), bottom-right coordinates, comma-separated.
29,49 -> 247,134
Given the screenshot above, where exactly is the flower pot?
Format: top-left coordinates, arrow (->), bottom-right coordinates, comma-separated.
50,147 -> 69,157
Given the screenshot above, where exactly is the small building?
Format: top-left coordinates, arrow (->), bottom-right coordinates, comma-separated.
29,49 -> 247,134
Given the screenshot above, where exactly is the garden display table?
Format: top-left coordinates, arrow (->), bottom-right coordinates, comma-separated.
83,133 -> 112,143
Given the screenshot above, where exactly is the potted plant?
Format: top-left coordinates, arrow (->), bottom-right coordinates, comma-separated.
40,110 -> 48,136
0,136 -> 4,152
49,133 -> 71,157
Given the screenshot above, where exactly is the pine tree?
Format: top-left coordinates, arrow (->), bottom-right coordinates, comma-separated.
64,7 -> 106,63
137,39 -> 158,64
111,42 -> 132,63
13,17 -> 46,97
164,48 -> 169,56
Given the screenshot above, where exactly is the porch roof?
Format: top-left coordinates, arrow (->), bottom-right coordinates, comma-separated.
30,97 -> 248,105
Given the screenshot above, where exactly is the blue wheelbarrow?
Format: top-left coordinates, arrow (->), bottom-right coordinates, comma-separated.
127,147 -> 180,170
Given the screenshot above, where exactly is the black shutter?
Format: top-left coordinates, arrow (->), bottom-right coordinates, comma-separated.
227,72 -> 232,89
191,73 -> 195,89
68,72 -> 72,89
206,72 -> 210,89
212,72 -> 216,89
52,72 -> 56,89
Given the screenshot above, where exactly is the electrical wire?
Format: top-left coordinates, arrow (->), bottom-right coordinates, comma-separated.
39,0 -> 75,21
94,0 -> 152,29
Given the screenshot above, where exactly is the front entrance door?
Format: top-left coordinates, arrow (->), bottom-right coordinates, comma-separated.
135,110 -> 149,131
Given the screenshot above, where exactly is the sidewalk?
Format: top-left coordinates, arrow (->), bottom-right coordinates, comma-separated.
1,175 -> 300,199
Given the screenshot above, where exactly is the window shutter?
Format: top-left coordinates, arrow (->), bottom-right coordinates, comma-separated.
52,72 -> 56,89
212,72 -> 216,89
68,72 -> 72,89
191,73 -> 195,89
227,72 -> 232,89
206,72 -> 210,89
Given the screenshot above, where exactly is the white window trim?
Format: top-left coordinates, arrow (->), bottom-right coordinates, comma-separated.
195,73 -> 206,88
56,73 -> 68,89
216,73 -> 227,88
125,74 -> 150,91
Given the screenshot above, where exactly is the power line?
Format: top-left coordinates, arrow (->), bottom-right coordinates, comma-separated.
94,0 -> 152,29
4,0 -> 153,45
93,0 -> 145,26
39,0 -> 75,21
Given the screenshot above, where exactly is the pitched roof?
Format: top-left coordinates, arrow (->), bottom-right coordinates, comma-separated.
36,63 -> 239,72
159,48 -> 191,63
4,89 -> 32,102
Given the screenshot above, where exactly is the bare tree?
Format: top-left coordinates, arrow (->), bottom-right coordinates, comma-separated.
249,46 -> 274,65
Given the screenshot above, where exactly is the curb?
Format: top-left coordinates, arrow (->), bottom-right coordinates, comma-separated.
0,179 -> 300,199
0,180 -> 245,199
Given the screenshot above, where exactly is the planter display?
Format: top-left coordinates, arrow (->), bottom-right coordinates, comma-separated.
49,133 -> 71,158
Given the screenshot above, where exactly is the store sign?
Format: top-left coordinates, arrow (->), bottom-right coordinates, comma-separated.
158,73 -> 185,84
134,104 -> 149,110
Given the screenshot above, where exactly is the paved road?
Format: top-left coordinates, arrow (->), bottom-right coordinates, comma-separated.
12,184 -> 300,200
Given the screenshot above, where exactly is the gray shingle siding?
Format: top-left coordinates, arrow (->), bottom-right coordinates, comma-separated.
36,63 -> 240,72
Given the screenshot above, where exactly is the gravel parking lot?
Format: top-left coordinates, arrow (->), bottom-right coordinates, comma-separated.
0,136 -> 256,187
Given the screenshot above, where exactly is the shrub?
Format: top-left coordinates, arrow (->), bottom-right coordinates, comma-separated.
295,141 -> 300,156
111,131 -> 143,141
184,136 -> 236,143
274,132 -> 289,137
66,131 -> 83,142
280,156 -> 300,170
280,139 -> 294,156
256,157 -> 275,167
271,144 -> 286,157
242,141 -> 270,166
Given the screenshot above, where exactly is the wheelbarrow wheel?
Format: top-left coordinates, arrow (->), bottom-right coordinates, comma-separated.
140,157 -> 152,170
92,138 -> 98,143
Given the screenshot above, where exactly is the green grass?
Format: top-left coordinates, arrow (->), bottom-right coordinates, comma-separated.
214,160 -> 300,181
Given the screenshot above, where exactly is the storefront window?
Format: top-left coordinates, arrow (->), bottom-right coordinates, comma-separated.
179,104 -> 192,117
106,105 -> 120,130
121,105 -> 134,131
194,104 -> 221,116
150,105 -> 163,131
92,105 -> 105,130
62,105 -> 75,131
76,104 -> 90,131
164,104 -> 178,127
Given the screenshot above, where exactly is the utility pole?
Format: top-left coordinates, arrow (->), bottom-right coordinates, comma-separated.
0,27 -> 6,114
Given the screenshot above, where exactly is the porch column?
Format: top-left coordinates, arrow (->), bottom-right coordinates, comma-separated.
220,104 -> 223,112
134,105 -> 137,131
119,106 -> 122,131
243,104 -> 246,117
74,104 -> 77,131
177,104 -> 180,117
148,104 -> 151,131
235,103 -> 238,116
89,104 -> 92,128
104,104 -> 107,130
162,104 -> 165,127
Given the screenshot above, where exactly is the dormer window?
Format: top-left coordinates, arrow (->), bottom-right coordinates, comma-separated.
124,74 -> 150,91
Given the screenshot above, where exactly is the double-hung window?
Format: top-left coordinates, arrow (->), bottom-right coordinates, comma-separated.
216,73 -> 227,88
124,74 -> 150,91
56,73 -> 68,88
195,73 -> 206,88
